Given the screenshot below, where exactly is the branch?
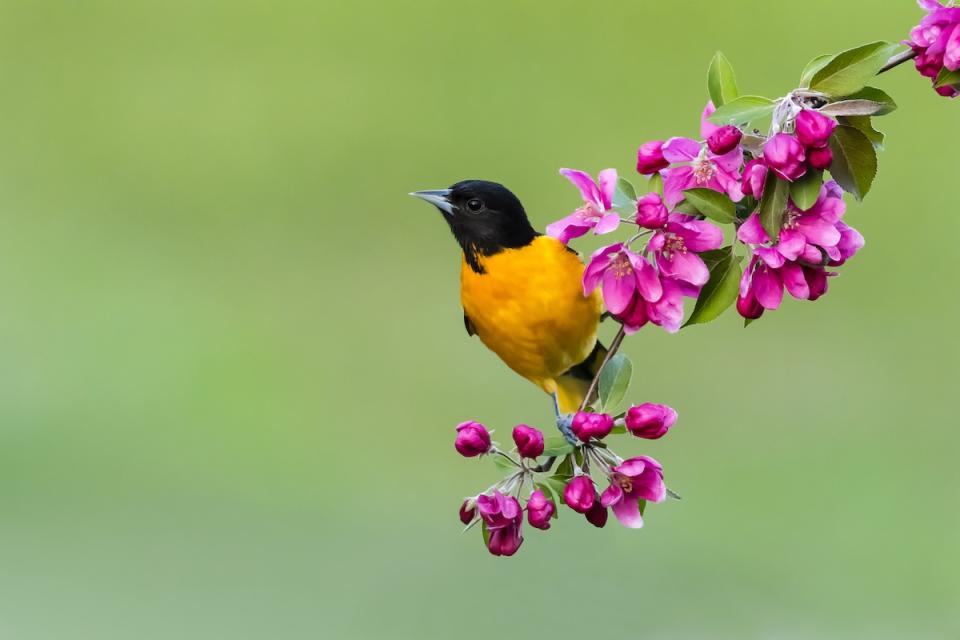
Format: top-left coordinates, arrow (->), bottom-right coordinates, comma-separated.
578,324 -> 627,413
878,48 -> 918,75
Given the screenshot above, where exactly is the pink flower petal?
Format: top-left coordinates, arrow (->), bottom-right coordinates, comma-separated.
582,243 -> 620,295
781,262 -> 810,300
796,215 -> 841,247
546,214 -> 590,245
700,101 -> 720,139
945,24 -> 960,70
600,483 -> 623,508
560,168 -> 601,207
661,137 -> 701,163
756,246 -> 786,269
753,266 -> 784,310
593,212 -> 621,235
601,258 -> 637,314
630,254 -> 664,302
659,251 -> 709,287
776,229 -> 807,261
737,213 -> 769,245
597,168 -> 618,210
675,219 -> 724,252
611,496 -> 645,528
662,166 -> 695,208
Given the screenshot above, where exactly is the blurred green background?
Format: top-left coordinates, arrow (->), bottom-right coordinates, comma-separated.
0,1 -> 956,638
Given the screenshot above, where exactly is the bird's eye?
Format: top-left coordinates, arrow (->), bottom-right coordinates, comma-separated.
466,198 -> 484,213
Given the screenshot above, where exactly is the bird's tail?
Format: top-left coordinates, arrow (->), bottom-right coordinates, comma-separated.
555,340 -> 608,414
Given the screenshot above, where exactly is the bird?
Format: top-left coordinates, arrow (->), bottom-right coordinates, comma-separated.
411,180 -> 606,431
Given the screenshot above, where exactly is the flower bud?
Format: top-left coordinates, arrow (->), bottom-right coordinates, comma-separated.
454,421 -> 491,457
570,411 -> 613,442
635,192 -> 669,229
636,140 -> 668,175
477,491 -> 524,556
741,159 -> 768,198
585,501 -> 608,528
807,145 -> 833,170
803,266 -> 829,301
762,133 -> 807,181
794,109 -> 837,148
459,499 -> 476,525
625,403 -> 678,439
512,424 -> 544,458
736,292 -> 764,320
706,125 -> 742,155
616,291 -> 649,332
526,489 -> 555,530
563,475 -> 596,514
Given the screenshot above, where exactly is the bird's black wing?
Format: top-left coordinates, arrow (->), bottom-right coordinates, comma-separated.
463,313 -> 476,337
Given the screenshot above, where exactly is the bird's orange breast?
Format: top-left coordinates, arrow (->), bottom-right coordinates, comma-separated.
460,235 -> 602,394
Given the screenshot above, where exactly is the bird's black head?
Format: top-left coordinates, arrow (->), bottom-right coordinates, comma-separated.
410,180 -> 538,273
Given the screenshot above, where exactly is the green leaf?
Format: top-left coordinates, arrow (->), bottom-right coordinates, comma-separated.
673,200 -> 700,215
828,124 -> 878,201
648,172 -> 663,196
543,475 -> 569,501
598,353 -> 632,412
684,246 -> 743,327
612,177 -> 638,211
556,454 -> 574,478
800,53 -> 835,87
934,66 -> 960,89
758,172 -> 788,243
610,423 -> 626,435
708,95 -> 777,125
838,115 -> 884,150
682,188 -> 736,224
638,500 -> 647,516
481,521 -> 491,547
789,169 -> 823,211
809,41 -> 899,96
707,51 -> 739,108
542,436 -> 574,457
818,100 -> 888,117
841,87 -> 897,115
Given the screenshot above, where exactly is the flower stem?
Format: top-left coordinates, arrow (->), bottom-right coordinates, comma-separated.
878,48 -> 918,75
578,325 -> 627,412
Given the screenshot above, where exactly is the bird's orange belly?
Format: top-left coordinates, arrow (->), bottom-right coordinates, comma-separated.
460,237 -> 601,393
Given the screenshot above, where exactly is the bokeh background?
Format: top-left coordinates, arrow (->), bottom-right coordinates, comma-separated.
0,1 -> 957,638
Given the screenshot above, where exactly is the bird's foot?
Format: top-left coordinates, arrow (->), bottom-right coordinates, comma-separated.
555,413 -> 577,445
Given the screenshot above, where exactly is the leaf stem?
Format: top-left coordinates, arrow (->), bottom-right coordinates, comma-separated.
878,48 -> 918,75
578,325 -> 627,413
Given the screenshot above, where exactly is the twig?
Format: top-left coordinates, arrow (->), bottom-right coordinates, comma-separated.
578,325 -> 627,412
878,48 -> 918,75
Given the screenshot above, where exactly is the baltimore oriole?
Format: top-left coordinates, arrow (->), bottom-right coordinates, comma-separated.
412,180 -> 607,421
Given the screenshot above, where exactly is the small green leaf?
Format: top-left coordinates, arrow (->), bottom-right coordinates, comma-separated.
809,41 -> 899,96
610,424 -> 626,435
789,169 -> 823,211
542,436 -> 574,457
638,500 -> 647,516
934,66 -> 960,88
556,454 -> 574,478
682,188 -> 736,224
828,124 -> 878,201
800,53 -> 834,87
673,200 -> 700,215
708,95 -> 777,125
707,51 -> 739,108
481,521 -> 491,547
841,87 -> 897,115
543,475 -> 569,500
598,353 -> 632,412
758,172 -> 788,243
612,177 -> 638,211
838,116 -> 884,150
648,172 -> 663,196
684,246 -> 743,327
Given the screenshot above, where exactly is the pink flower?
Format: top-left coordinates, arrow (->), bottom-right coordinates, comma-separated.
455,421 -> 491,457
477,491 -> 523,556
546,168 -> 621,244
636,140 -> 669,175
600,456 -> 666,528
909,1 -> 960,96
661,102 -> 744,207
526,489 -> 555,530
571,411 -> 614,442
563,475 -> 596,514
646,214 -> 725,287
762,133 -> 807,181
582,244 -> 663,316
625,403 -> 678,439
741,158 -> 768,198
585,501 -> 608,528
808,145 -> 834,171
794,110 -> 837,149
635,192 -> 669,229
512,424 -> 544,458
707,125 -> 743,155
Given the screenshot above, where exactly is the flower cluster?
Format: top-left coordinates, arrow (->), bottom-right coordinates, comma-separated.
909,0 -> 960,97
454,403 -> 676,557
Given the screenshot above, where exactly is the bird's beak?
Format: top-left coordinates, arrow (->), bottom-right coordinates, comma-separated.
410,189 -> 454,215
